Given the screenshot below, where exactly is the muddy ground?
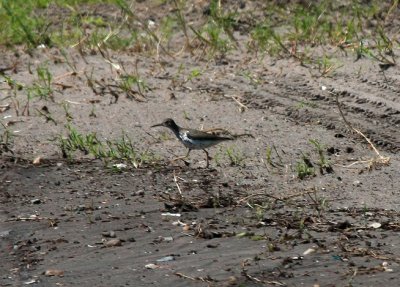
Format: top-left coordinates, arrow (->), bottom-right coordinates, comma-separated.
1,1 -> 400,286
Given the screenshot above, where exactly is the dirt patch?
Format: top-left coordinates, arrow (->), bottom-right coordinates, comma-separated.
1,160 -> 399,286
1,1 -> 400,286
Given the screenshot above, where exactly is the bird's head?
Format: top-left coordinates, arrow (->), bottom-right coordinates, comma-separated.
151,118 -> 178,130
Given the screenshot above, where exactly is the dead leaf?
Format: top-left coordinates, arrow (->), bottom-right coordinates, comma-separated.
44,269 -> 64,277
103,239 -> 122,247
33,156 -> 41,165
368,222 -> 381,229
145,263 -> 158,269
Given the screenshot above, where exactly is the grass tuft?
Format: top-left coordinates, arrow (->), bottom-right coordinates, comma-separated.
59,124 -> 159,168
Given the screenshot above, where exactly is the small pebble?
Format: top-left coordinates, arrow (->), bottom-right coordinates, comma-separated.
163,236 -> 173,242
102,231 -> 116,238
104,239 -> 122,247
44,269 -> 64,277
31,199 -> 41,204
145,263 -> 158,269
76,205 -> 86,211
156,255 -> 175,262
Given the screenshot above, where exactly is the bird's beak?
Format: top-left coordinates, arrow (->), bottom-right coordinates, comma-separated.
151,123 -> 164,128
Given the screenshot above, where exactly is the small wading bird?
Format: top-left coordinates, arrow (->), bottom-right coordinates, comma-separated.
151,118 -> 234,167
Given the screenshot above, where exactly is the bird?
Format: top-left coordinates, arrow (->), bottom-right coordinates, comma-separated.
151,118 -> 234,167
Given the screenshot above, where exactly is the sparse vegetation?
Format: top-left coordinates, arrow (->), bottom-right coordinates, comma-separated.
28,63 -> 54,101
0,1 -> 398,286
59,124 -> 158,168
309,139 -> 334,174
296,153 -> 315,180
215,146 -> 245,167
0,121 -> 14,155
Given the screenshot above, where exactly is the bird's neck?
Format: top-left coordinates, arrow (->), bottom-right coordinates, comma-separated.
168,123 -> 181,138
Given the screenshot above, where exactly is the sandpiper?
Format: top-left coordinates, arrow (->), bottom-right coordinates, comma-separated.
151,118 -> 233,167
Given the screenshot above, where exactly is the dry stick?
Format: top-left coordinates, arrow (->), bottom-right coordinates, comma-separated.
332,91 -> 390,167
35,108 -> 57,125
172,0 -> 192,56
22,96 -> 30,116
121,2 -> 174,60
232,96 -> 248,112
175,272 -> 196,281
175,273 -> 211,283
173,171 -> 183,196
239,189 -> 317,205
5,216 -> 53,222
53,70 -> 83,81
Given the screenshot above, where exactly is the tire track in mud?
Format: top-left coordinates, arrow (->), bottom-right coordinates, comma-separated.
239,72 -> 400,153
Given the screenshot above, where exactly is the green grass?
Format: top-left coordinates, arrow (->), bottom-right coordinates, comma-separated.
0,121 -> 14,156
249,23 -> 283,56
296,153 -> 315,180
0,0 -> 145,50
119,74 -> 149,100
0,0 -> 397,68
0,0 -> 51,47
295,139 -> 334,179
247,1 -> 398,65
28,63 -> 53,101
59,124 -> 159,168
309,139 -> 333,174
214,146 -> 245,167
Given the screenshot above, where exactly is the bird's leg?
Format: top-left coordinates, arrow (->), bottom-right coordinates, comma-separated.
171,149 -> 191,166
203,149 -> 211,168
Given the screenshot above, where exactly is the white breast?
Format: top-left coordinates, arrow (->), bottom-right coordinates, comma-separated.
179,131 -> 220,150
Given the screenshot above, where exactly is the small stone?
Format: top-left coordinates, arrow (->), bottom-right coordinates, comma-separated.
23,279 -> 37,285
32,157 -> 41,165
0,230 -> 11,238
163,236 -> 173,242
161,213 -> 181,217
104,239 -> 122,247
76,205 -> 86,211
368,222 -> 381,229
156,255 -> 175,262
102,231 -> 116,238
113,163 -> 127,169
44,269 -> 64,277
353,180 -> 361,186
145,263 -> 158,269
303,248 -> 316,255
31,199 -> 41,204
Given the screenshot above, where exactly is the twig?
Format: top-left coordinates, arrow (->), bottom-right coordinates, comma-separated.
331,90 -> 390,168
53,70 -> 83,81
232,96 -> 248,112
238,189 -> 318,204
36,108 -> 57,125
173,171 -> 183,196
175,272 -> 196,281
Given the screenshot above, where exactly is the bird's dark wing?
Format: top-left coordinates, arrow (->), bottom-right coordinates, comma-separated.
184,128 -> 233,141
